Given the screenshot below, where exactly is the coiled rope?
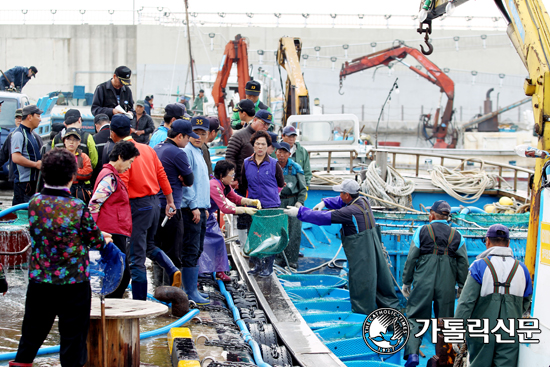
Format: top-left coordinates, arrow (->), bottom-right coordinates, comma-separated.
362,161 -> 415,209
430,160 -> 510,204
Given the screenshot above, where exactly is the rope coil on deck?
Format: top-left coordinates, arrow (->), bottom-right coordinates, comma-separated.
362,161 -> 415,209
429,160 -> 510,204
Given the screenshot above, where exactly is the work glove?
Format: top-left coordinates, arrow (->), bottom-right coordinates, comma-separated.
457,287 -> 463,299
295,202 -> 303,208
236,207 -> 258,215
313,201 -> 325,211
0,263 -> 7,295
402,284 -> 411,298
242,198 -> 262,209
284,206 -> 299,217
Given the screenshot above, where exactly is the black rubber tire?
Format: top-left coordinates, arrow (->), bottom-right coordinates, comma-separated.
249,323 -> 277,346
260,344 -> 292,366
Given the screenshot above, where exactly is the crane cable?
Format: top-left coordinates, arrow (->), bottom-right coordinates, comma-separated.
429,160 -> 511,204
362,161 -> 415,209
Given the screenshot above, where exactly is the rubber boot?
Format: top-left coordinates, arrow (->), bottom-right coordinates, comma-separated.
247,257 -> 263,275
197,282 -> 210,299
404,354 -> 419,367
9,362 -> 32,366
152,262 -> 164,287
216,271 -> 231,282
259,256 -> 275,277
150,249 -> 182,288
131,281 -> 148,301
181,267 -> 209,305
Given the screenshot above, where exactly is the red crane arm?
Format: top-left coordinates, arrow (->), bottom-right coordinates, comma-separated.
339,45 -> 456,148
211,34 -> 250,144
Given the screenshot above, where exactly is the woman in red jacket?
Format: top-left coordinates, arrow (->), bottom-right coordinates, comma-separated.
88,141 -> 140,298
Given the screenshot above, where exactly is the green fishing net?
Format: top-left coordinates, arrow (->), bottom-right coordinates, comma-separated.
244,209 -> 289,258
454,212 -> 530,229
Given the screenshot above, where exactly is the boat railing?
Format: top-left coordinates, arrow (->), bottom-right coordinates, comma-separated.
369,147 -> 534,195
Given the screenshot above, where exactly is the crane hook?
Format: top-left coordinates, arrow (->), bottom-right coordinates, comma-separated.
338,79 -> 345,95
420,34 -> 434,55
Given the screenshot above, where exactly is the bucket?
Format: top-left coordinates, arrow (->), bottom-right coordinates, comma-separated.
0,211 -> 30,269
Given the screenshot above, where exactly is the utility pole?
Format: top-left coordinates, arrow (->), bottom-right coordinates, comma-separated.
184,0 -> 195,98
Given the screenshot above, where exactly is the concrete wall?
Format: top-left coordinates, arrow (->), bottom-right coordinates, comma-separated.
0,25 -> 136,101
0,24 -> 529,128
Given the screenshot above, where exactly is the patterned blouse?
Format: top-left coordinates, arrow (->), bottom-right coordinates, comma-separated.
28,187 -> 106,285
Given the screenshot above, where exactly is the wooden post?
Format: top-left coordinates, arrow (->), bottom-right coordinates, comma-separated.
498,166 -> 503,189
392,153 -> 396,168
327,151 -> 332,172
415,155 -> 420,177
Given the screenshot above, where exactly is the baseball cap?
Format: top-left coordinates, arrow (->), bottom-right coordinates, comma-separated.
29,66 -> 38,77
333,179 -> 360,194
207,116 -> 224,133
245,80 -> 261,96
165,103 -> 186,118
234,99 -> 255,117
283,125 -> 298,136
136,100 -> 145,107
63,128 -> 81,141
0,101 -> 3,105
15,109 -> 22,117
115,66 -> 132,86
431,200 -> 451,215
277,142 -> 291,153
64,109 -> 81,125
171,119 -> 199,139
94,113 -> 109,125
255,109 -> 273,125
22,105 -> 43,116
267,131 -> 281,149
110,114 -> 132,131
191,116 -> 210,131
486,224 -> 510,239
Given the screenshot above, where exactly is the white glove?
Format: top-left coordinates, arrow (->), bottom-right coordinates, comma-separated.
242,198 -> 262,209
402,284 -> 411,298
295,202 -> 303,208
235,207 -> 258,215
313,201 -> 325,211
284,206 -> 299,217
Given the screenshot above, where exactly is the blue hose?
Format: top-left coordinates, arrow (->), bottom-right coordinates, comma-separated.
0,203 -> 28,220
215,273 -> 271,367
460,206 -> 486,215
0,308 -> 200,361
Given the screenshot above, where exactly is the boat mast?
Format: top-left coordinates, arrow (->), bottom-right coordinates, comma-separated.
184,0 -> 195,98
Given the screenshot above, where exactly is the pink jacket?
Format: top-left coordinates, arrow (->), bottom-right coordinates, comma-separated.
210,178 -> 243,214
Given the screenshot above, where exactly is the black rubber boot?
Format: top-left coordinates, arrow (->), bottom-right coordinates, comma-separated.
259,256 -> 275,277
247,257 -> 263,275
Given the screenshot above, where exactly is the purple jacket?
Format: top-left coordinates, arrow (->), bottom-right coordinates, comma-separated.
241,155 -> 284,209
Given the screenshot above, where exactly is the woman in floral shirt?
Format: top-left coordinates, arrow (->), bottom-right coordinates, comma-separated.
10,148 -> 119,367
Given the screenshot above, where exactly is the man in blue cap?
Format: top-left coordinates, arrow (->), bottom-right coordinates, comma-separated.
285,179 -> 400,314
455,224 -> 533,367
149,103 -> 187,148
154,119 -> 197,286
180,116 -> 211,305
230,80 -> 271,127
281,125 -> 312,187
225,109 -> 272,245
401,200 -> 469,367
455,224 -> 532,367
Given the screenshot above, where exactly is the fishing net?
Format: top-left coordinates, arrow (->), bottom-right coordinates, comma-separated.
89,248 -> 125,296
454,212 -> 530,229
243,209 -> 289,258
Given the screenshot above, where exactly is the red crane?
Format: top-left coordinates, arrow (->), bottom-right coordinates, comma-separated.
211,34 -> 250,145
339,45 -> 456,148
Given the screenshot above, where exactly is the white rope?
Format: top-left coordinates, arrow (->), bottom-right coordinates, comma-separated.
362,161 -> 415,209
429,161 -> 511,204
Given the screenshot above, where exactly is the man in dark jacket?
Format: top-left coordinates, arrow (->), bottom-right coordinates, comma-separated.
92,114 -> 111,181
225,110 -> 271,196
132,100 -> 155,144
91,66 -> 134,119
0,66 -> 37,91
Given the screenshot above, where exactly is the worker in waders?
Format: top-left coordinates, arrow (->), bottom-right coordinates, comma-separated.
284,179 -> 399,315
455,224 -> 532,367
402,200 -> 469,367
